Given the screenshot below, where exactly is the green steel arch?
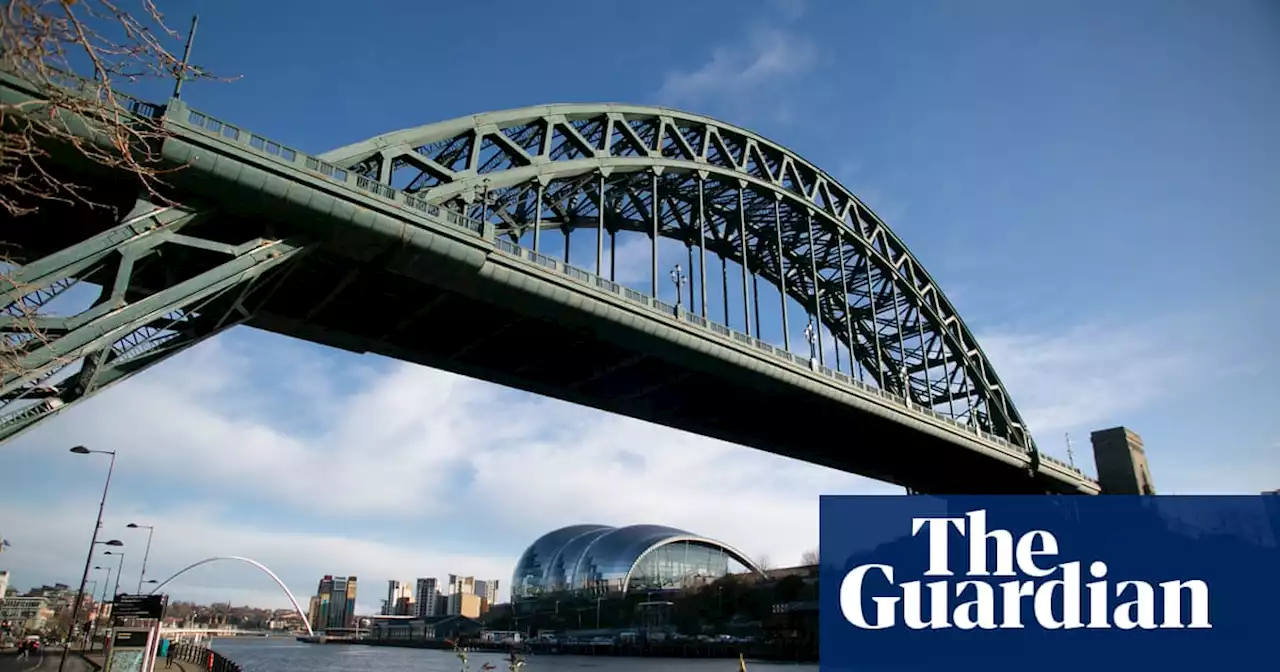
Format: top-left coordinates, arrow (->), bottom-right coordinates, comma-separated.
321,104 -> 1036,456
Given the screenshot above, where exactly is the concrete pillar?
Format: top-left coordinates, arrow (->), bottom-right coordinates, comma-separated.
1090,426 -> 1156,494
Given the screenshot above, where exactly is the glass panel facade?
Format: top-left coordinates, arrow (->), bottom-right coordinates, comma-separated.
627,541 -> 732,592
511,524 -> 759,601
511,524 -> 612,600
570,525 -> 689,593
546,528 -> 612,593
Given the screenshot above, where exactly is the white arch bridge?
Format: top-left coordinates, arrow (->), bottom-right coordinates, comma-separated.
146,556 -> 315,636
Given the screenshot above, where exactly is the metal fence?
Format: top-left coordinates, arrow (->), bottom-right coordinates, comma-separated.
169,641 -> 243,672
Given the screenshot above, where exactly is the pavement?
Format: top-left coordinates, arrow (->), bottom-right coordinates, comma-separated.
78,648 -> 202,672
0,647 -> 200,672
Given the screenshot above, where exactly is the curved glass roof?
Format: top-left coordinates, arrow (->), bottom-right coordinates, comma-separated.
511,524 -> 763,599
511,524 -> 611,599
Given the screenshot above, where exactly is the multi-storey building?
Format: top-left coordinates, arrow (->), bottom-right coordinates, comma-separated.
307,594 -> 328,632
384,580 -> 413,616
413,578 -> 439,618
0,596 -> 52,632
447,592 -> 482,619
447,575 -> 475,596
309,575 -> 358,631
445,575 -> 484,618
473,580 -> 500,604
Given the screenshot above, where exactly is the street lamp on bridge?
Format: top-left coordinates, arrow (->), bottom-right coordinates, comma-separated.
803,320 -> 818,370
126,523 -> 156,593
60,446 -> 117,672
669,264 -> 686,309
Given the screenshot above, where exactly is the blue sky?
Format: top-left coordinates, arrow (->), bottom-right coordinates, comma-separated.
1,0 -> 1276,613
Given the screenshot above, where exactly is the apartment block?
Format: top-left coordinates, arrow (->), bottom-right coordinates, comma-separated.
414,578 -> 440,618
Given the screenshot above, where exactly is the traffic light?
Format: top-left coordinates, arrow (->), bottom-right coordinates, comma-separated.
1,619 -> 11,633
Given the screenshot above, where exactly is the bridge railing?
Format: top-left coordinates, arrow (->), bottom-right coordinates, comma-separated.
167,102 -> 1096,485
1,66 -> 167,120
169,641 -> 242,672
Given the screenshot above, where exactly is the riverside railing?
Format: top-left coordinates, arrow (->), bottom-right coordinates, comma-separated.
169,641 -> 243,672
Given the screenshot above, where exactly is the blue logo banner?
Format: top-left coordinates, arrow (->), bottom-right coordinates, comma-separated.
819,495 -> 1280,672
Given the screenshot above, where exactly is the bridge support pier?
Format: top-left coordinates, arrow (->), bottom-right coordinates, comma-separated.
0,198 -> 310,443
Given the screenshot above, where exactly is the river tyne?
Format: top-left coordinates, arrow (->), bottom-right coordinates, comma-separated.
209,638 -> 819,672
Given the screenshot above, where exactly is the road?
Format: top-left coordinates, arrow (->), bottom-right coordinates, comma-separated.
0,648 -> 94,672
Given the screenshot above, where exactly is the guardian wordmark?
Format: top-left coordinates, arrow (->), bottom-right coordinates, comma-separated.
840,510 -> 1211,630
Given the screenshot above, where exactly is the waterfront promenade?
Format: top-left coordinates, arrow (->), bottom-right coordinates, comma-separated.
79,651 -> 202,672
63,642 -> 209,672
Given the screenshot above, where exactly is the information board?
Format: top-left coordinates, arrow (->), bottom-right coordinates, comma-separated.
103,627 -> 155,672
113,595 -> 165,619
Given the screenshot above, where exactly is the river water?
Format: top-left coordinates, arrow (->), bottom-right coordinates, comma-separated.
209,638 -> 818,672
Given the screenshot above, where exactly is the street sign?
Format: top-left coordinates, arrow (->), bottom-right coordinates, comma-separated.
113,594 -> 165,619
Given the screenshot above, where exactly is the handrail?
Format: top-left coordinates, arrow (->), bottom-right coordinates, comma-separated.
168,641 -> 242,672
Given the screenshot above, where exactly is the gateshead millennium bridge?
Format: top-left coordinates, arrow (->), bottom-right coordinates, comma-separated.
0,70 -> 1097,495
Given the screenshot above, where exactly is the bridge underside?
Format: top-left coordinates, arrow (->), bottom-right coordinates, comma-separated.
253,250 -> 1055,494
3,179 -> 1056,495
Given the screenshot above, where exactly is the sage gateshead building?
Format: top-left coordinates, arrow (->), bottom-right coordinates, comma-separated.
511,524 -> 766,601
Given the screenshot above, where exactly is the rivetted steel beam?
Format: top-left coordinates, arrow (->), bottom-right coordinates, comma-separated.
0,198 -> 309,444
318,103 -> 1036,451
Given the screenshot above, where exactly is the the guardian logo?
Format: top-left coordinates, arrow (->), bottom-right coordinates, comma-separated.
840,510 -> 1211,631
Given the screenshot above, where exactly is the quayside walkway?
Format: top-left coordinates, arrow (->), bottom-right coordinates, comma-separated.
76,642 -> 238,672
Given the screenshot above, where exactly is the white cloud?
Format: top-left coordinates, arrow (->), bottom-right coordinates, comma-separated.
977,319 -> 1205,441
0,286 -> 1252,614
599,232 -> 656,286
656,28 -> 818,108
0,330 -> 890,610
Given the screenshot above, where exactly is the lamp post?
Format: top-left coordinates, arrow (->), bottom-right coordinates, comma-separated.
80,580 -> 96,651
104,551 -> 125,601
91,564 -> 116,652
79,576 -> 96,650
94,566 -> 112,604
126,523 -> 155,593
60,446 -> 117,672
669,264 -> 686,309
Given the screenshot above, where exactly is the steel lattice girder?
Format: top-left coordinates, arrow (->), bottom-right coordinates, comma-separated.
320,104 -> 1032,452
0,198 -> 310,443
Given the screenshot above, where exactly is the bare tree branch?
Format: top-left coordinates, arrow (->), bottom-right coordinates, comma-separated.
0,0 -> 226,216
0,1 -> 231,407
